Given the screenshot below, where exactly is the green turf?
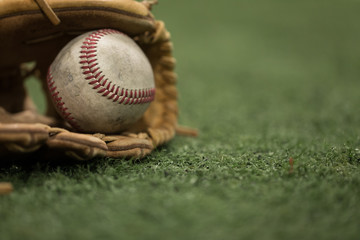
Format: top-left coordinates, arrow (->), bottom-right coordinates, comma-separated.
1,0 -> 360,239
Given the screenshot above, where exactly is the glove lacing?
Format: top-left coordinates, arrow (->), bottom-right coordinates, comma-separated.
34,0 -> 61,25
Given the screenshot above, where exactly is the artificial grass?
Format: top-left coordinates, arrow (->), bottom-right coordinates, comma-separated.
1,0 -> 360,239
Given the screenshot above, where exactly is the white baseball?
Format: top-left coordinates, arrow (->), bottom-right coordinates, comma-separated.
47,29 -> 155,133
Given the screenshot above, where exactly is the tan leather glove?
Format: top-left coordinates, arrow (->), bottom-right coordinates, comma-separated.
0,0 -> 191,160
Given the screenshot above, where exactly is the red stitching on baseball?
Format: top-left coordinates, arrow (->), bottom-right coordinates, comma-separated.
79,29 -> 155,105
46,69 -> 83,131
46,29 -> 154,132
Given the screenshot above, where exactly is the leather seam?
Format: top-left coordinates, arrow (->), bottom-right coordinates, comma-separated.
0,7 -> 153,21
51,136 -> 108,150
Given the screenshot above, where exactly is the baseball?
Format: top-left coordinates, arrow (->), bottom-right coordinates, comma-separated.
47,29 -> 155,134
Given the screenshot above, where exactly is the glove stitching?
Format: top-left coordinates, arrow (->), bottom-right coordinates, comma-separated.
107,143 -> 152,151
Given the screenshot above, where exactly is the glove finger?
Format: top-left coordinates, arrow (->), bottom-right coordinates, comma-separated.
46,131 -> 108,161
0,123 -> 50,153
11,110 -> 57,126
175,126 -> 199,137
104,135 -> 154,159
0,107 -> 57,126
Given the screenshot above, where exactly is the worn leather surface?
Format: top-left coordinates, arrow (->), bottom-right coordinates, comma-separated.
0,0 -> 151,16
0,0 -> 179,160
0,0 -> 156,68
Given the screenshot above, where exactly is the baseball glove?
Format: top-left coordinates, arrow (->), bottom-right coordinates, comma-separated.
0,0 -> 196,161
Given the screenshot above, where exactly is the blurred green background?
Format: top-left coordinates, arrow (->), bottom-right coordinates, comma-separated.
2,0 -> 360,239
153,0 -> 360,140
